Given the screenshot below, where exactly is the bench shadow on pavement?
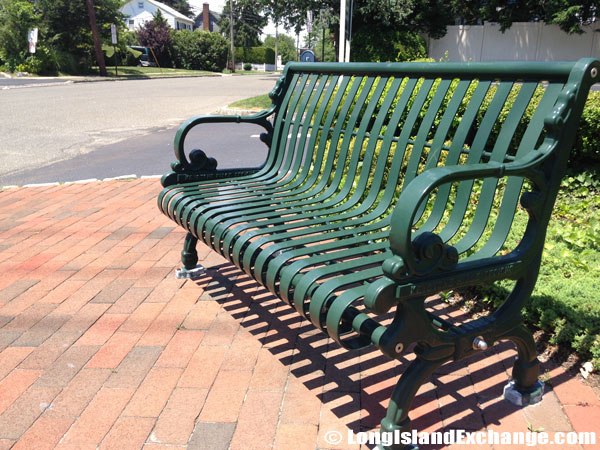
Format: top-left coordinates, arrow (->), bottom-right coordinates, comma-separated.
192,261 -> 572,449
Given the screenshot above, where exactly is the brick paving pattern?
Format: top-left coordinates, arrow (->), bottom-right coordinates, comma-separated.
0,179 -> 598,449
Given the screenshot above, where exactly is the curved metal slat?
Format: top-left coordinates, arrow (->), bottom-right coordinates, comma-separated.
473,82 -> 565,259
452,81 -> 539,254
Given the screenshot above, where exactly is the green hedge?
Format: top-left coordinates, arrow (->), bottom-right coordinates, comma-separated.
351,30 -> 427,62
370,79 -> 600,166
170,30 -> 228,72
234,46 -> 275,65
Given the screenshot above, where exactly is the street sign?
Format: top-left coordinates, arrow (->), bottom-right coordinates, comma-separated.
28,28 -> 38,54
110,23 -> 119,76
111,24 -> 117,45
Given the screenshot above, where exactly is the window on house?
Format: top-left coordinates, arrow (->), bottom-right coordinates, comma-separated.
138,2 -> 143,8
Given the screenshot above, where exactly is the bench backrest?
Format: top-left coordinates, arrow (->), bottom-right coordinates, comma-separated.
263,60 -> 597,262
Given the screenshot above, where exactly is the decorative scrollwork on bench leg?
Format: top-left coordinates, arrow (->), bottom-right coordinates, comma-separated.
176,233 -> 205,279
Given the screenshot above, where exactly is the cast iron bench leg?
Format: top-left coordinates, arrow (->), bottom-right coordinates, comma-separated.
377,354 -> 448,450
176,232 -> 205,279
502,324 -> 544,405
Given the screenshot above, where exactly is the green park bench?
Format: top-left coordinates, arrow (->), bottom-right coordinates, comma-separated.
158,58 -> 599,449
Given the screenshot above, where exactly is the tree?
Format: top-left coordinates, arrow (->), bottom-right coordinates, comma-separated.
351,0 -> 450,40
263,34 -> 296,64
159,0 -> 193,18
260,0 -> 450,61
137,9 -> 172,66
219,0 -> 267,47
32,0 -> 125,73
475,0 -> 600,34
312,30 -> 336,62
0,0 -> 39,71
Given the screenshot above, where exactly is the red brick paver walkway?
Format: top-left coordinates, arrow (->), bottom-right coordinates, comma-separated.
0,179 -> 598,450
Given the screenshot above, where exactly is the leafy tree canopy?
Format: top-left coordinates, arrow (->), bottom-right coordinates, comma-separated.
8,0 -> 125,73
220,0 -> 268,47
473,0 -> 599,34
263,33 -> 296,63
159,0 -> 194,18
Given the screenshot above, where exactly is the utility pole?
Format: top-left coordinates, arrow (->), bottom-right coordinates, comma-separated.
339,0 -> 345,62
275,21 -> 278,71
338,0 -> 353,62
229,0 -> 235,73
85,0 -> 107,76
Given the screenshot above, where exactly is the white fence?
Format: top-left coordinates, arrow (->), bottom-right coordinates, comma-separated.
234,62 -> 276,72
428,22 -> 600,62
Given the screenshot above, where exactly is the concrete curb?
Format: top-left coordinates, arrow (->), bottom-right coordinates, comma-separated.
1,174 -> 164,190
0,74 -> 223,90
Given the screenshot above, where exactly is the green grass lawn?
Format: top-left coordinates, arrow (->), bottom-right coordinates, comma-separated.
461,171 -> 600,369
91,66 -> 217,78
227,94 -> 272,110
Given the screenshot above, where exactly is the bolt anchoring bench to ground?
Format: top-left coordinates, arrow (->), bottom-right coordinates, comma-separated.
158,58 -> 599,450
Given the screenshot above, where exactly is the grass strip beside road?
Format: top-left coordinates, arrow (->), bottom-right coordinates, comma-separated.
227,94 -> 271,111
92,66 -> 216,78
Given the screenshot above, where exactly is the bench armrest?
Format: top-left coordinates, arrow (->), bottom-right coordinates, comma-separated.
172,110 -> 276,170
172,74 -> 286,171
387,151 -> 546,278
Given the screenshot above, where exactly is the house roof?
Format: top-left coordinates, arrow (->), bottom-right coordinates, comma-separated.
194,9 -> 221,30
128,0 -> 194,23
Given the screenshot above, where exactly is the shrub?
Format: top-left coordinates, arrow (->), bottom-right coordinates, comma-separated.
51,49 -> 81,74
170,30 -> 228,72
15,45 -> 57,75
0,0 -> 39,72
366,78 -> 600,167
243,62 -> 252,71
470,176 -> 600,369
351,29 -> 427,62
574,91 -> 600,165
234,46 -> 275,65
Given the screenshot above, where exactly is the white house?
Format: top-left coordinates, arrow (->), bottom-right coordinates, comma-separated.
121,0 -> 195,31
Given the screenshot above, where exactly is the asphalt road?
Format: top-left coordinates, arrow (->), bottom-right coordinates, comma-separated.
0,74 -> 278,186
1,122 -> 269,186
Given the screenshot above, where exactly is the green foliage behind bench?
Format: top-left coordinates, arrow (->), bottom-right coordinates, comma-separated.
170,30 -> 228,72
234,46 -> 275,65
